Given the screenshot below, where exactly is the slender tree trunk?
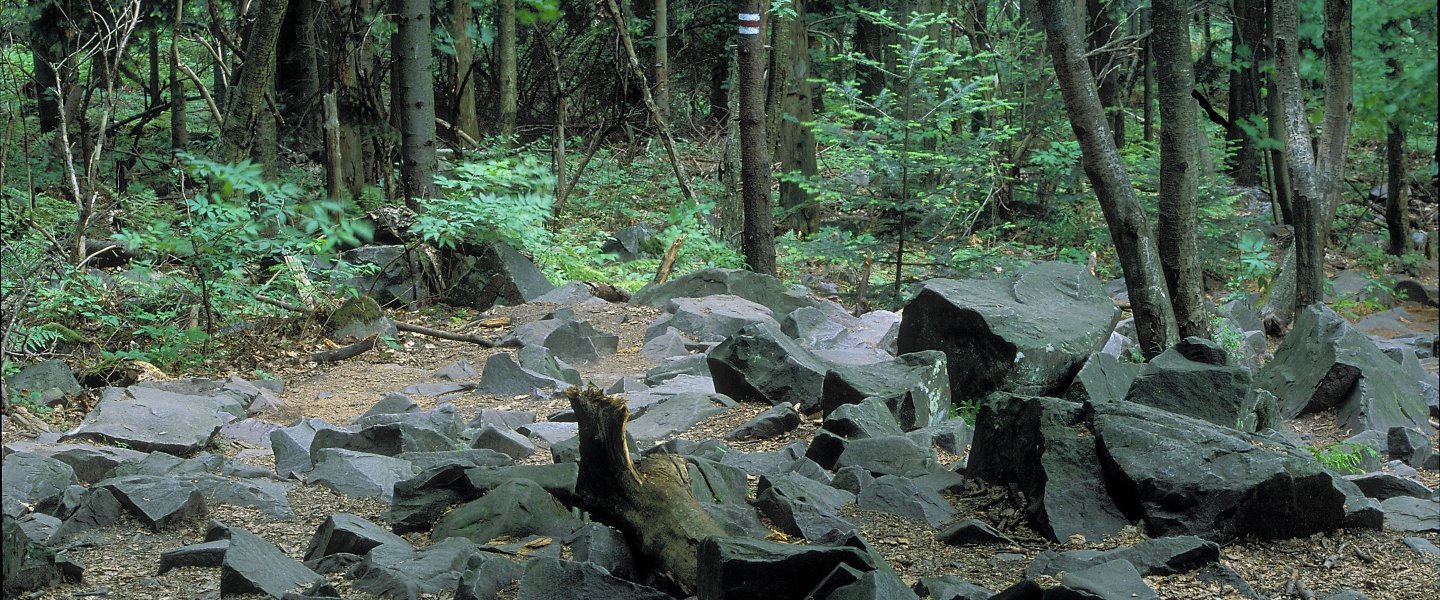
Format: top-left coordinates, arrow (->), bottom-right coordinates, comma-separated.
654,0 -> 670,121
1038,0 -> 1177,358
453,0 -> 479,141
777,0 -> 819,235
393,0 -> 437,206
1383,21 -> 1408,257
218,0 -> 289,163
1087,0 -> 1124,148
497,0 -> 517,140
1227,0 -> 1264,186
738,0 -> 776,275
855,0 -> 888,106
149,29 -> 162,107
277,0 -> 322,146
170,0 -> 188,152
1276,0 -> 1352,311
1141,7 -> 1153,142
1154,0 -> 1206,339
1263,0 -> 1293,225
719,50 -> 744,240
765,10 -> 790,155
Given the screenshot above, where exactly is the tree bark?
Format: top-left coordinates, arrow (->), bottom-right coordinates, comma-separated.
777,0 -> 819,235
277,0 -> 322,148
1263,0 -> 1293,225
565,385 -> 727,595
1141,7 -> 1153,142
218,0 -> 290,163
654,0 -> 670,121
1038,0 -> 1177,358
497,0 -> 518,140
170,0 -> 188,152
1227,0 -> 1265,186
1087,0 -> 1124,148
393,0 -> 437,206
453,0 -> 479,141
738,0 -> 776,275
1384,21 -> 1408,257
1153,0 -> 1206,339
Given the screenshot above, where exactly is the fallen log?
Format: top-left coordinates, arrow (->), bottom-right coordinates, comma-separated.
310,335 -> 377,363
394,321 -> 497,348
565,384 -> 727,595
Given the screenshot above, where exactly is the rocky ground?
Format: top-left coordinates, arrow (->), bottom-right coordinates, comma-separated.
4,266 -> 1439,600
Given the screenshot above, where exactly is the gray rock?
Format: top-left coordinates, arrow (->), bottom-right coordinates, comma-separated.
431,479 -> 584,544
1402,536 -> 1440,560
708,321 -> 831,412
924,418 -> 974,456
516,557 -> 671,600
1344,473 -> 1432,500
219,526 -> 335,598
445,241 -> 555,310
303,513 -> 412,564
1328,271 -> 1394,307
601,224 -> 659,262
306,449 -> 415,501
913,575 -> 991,600
0,442 -> 146,484
190,473 -> 296,519
350,536 -> 479,598
470,424 -> 536,460
822,351 -> 952,430
721,440 -> 808,476
631,267 -> 822,317
647,295 -> 780,343
385,464 -> 481,534
517,421 -> 579,445
695,536 -> 882,600
1026,535 -> 1220,578
309,422 -> 458,459
825,569 -> 920,600
455,554 -> 525,600
63,386 -> 226,455
271,418 -> 340,479
157,539 -> 229,574
857,474 -> 957,527
475,352 -> 570,396
565,523 -> 636,579
466,463 -> 579,502
936,519 -> 1017,546
400,382 -> 470,397
340,244 -> 433,307
3,513 -> 78,596
503,318 -> 618,364
1061,352 -> 1144,403
1396,279 -> 1439,307
98,475 -> 207,530
1256,304 -> 1430,435
688,458 -> 770,537
1092,398 -> 1383,541
5,359 -> 81,405
1388,426 -> 1436,469
725,402 -> 802,441
627,392 -> 736,444
831,466 -> 875,495
1380,496 -> 1440,532
642,326 -> 698,361
469,408 -> 536,430
835,435 -> 938,478
898,262 -> 1119,402
1125,338 -> 1268,432
53,487 -> 122,541
2,453 -> 77,517
604,376 -> 648,395
968,394 -> 1129,543
754,473 -> 857,540
533,281 -> 603,305
1060,559 -> 1158,600
823,396 -> 905,440
434,360 -> 478,381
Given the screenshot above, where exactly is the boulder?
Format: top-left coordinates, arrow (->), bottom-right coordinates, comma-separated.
725,403 -> 803,441
897,262 -> 1119,402
350,536 -> 479,597
218,525 -> 335,597
631,267 -> 822,317
516,557 -> 671,600
642,327 -> 699,361
2,453 -> 77,518
157,539 -> 230,574
936,519 -> 1017,546
753,473 -> 857,540
532,281 -> 603,305
913,576 -> 991,600
1062,352 -> 1143,403
5,359 -> 81,405
834,434 -> 938,478
1092,398 -> 1383,541
695,536 -> 882,600
340,244 -> 432,307
824,569 -> 919,600
627,392 -> 737,444
63,386 -> 227,455
1380,496 -> 1440,532
708,321 -> 831,412
465,463 -> 579,502
304,513 -> 412,564
565,523 -> 637,579
502,318 -> 618,364
445,241 -> 555,310
644,356 -> 713,385
601,224 -> 660,262
0,442 -> 146,484
309,422 -> 458,458
475,352 -> 570,396
645,295 -> 781,343
968,394 -> 1130,543
1025,535 -> 1220,578
431,479 -> 584,544
98,475 -> 207,530
470,424 -> 536,460
1256,304 -> 1430,435
1124,337 -> 1269,432
822,397 -> 905,440
1344,473 -> 1432,500
1060,559 -> 1158,600
856,474 -> 957,527
3,514 -> 79,596
821,351 -> 952,430
306,449 -> 415,501
329,295 -> 396,341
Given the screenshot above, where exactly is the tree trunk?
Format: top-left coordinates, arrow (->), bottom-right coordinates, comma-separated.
218,0 -> 289,163
719,50 -> 744,241
1154,0 -> 1206,339
1038,0 -> 1177,358
1275,0 -> 1352,311
855,0 -> 888,106
777,0 -> 819,235
170,0 -> 188,152
566,386 -> 727,595
453,0 -> 479,141
654,0 -> 670,121
1227,0 -> 1264,186
1087,0 -> 1124,148
1141,7 -> 1153,142
277,0 -> 322,148
738,0 -> 776,275
497,0 -> 517,140
393,0 -> 437,206
1263,0 -> 1293,225
1384,21 -> 1408,257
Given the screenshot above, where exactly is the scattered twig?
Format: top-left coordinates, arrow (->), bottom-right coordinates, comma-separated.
395,321 -> 497,348
254,294 -> 307,313
174,60 -> 224,127
310,335 -> 377,363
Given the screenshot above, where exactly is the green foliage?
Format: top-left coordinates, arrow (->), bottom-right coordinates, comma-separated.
1307,442 -> 1379,475
1222,230 -> 1275,301
416,151 -> 556,253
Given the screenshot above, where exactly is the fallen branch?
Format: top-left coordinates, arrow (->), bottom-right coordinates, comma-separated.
652,235 -> 685,284
310,335 -> 377,363
255,294 -> 307,313
395,321 -> 497,348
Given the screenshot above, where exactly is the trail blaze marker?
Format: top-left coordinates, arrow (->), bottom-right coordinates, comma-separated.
738,13 -> 760,35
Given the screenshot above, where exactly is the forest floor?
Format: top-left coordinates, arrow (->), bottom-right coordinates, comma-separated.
6,292 -> 1440,600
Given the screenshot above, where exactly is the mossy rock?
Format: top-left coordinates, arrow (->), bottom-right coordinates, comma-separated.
329,295 -> 396,341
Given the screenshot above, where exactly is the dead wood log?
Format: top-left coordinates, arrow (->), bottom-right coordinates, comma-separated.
310,335 -> 377,363
394,321 -> 497,347
565,384 -> 727,595
652,235 -> 685,284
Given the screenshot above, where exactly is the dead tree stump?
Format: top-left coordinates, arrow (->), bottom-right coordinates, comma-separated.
566,384 -> 726,595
